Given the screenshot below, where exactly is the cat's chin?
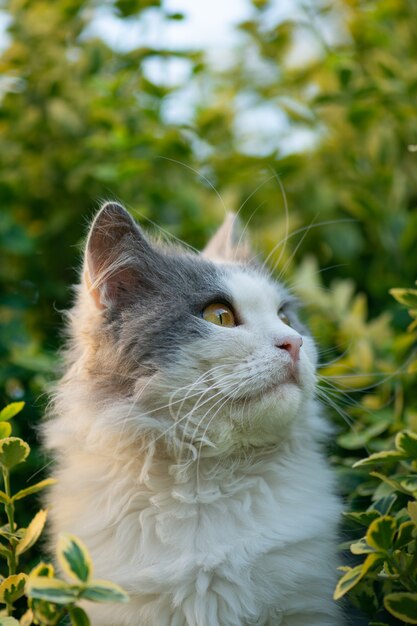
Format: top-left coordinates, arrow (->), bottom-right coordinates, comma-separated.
235,373 -> 299,406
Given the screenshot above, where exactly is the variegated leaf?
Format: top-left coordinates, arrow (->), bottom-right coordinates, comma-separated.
57,534 -> 92,583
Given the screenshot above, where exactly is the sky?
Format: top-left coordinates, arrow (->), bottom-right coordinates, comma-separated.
90,0 -> 254,53
0,0 -> 321,156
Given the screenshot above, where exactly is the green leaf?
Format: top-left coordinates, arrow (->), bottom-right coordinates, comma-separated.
370,471 -> 410,495
396,432 -> 417,460
353,450 -> 405,468
338,417 -> 391,450
12,478 -> 57,502
370,494 -> 398,516
57,534 -> 92,583
30,598 -> 64,626
26,576 -> 79,604
0,438 -> 30,470
16,510 -> 47,556
0,492 -> 10,506
0,424 -> 11,440
384,592 -> 417,624
0,574 -> 27,605
366,516 -> 396,552
0,403 -> 25,423
68,606 -> 91,626
348,578 -> 379,616
80,580 -> 129,603
395,521 -> 416,549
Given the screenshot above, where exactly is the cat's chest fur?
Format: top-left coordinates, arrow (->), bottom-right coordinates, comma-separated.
48,425 -> 340,626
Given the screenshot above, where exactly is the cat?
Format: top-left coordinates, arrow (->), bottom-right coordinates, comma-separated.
45,202 -> 342,626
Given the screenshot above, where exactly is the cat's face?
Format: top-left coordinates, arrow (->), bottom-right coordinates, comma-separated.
81,203 -> 317,456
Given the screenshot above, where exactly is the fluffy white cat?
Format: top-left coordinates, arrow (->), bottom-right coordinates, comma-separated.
45,203 -> 342,626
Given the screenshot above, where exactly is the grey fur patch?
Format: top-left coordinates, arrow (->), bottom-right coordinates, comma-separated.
85,203 -> 238,375
106,249 -> 232,370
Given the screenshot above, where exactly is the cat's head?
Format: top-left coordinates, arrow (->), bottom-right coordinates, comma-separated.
78,202 -> 318,458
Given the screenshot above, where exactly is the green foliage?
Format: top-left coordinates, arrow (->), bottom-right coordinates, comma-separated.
0,0 -> 416,624
331,286 -> 417,622
0,403 -> 128,625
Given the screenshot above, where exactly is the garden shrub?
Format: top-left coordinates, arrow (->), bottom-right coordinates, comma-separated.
0,403 -> 128,626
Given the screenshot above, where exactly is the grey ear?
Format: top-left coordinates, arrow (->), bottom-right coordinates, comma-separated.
202,212 -> 253,263
84,202 -> 152,310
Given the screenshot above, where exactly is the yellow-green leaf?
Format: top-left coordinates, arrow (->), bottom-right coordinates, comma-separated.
16,510 -> 47,556
350,538 -> 375,555
396,521 -> 416,549
334,565 -> 364,600
353,451 -> 405,468
396,432 -> 417,460
0,618 -> 20,626
26,576 -> 78,604
19,609 -> 33,626
366,516 -> 396,552
343,510 -> 380,527
80,580 -> 129,604
57,534 -> 92,583
29,562 -> 54,578
12,479 -> 57,502
0,424 -> 11,440
0,403 -> 25,423
362,552 -> 384,576
0,492 -> 9,506
0,544 -> 11,560
408,501 -> 417,524
0,574 -> 27,605
400,476 -> 417,493
384,592 -> 417,624
0,438 -> 30,470
390,288 -> 417,309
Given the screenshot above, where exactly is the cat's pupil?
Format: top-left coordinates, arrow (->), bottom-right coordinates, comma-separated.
202,303 -> 236,327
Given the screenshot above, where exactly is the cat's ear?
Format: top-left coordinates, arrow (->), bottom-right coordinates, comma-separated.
84,202 -> 152,310
202,212 -> 253,263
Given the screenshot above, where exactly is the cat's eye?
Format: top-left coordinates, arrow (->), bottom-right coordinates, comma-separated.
278,308 -> 291,327
202,303 -> 236,328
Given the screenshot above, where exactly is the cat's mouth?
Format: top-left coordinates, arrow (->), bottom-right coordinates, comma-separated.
231,369 -> 299,405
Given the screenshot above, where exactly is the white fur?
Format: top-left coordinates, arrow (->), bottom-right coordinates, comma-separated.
45,263 -> 342,626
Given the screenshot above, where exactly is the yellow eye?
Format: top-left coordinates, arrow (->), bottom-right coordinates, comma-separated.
202,303 -> 236,328
278,308 -> 291,327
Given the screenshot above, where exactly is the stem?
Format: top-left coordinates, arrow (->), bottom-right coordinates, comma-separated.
405,538 -> 417,584
2,468 -> 17,576
3,469 -> 15,531
388,550 -> 417,593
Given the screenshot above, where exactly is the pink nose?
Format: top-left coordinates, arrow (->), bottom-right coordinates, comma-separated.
275,335 -> 303,363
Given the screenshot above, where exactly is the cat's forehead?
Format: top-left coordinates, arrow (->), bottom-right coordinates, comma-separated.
221,266 -> 286,311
